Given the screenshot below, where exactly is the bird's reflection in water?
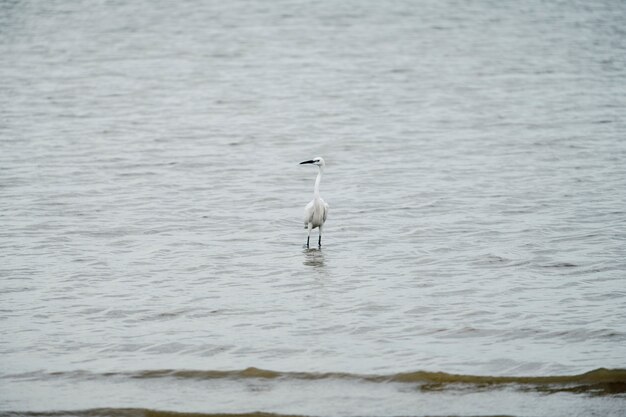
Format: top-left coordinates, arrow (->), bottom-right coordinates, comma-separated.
303,247 -> 325,268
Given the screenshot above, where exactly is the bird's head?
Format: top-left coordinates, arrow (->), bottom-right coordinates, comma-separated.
299,157 -> 325,167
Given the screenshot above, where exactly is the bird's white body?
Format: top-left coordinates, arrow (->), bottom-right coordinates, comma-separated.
304,197 -> 328,229
300,157 -> 329,247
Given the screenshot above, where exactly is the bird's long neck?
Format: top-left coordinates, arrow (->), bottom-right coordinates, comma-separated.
314,166 -> 323,199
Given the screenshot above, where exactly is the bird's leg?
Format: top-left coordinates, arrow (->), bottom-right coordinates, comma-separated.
306,223 -> 312,248
318,225 -> 323,247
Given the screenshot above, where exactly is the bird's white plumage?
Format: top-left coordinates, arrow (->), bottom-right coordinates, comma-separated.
303,198 -> 328,229
300,156 -> 329,247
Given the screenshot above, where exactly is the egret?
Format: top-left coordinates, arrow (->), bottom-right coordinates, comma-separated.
300,157 -> 329,248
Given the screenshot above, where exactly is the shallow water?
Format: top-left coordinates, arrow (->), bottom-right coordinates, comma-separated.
1,0 -> 626,416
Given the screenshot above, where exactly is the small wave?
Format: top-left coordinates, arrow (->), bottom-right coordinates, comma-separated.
7,367 -> 626,395
538,262 -> 579,268
1,410 -> 300,417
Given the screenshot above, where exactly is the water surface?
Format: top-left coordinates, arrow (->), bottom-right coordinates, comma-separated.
1,0 -> 626,416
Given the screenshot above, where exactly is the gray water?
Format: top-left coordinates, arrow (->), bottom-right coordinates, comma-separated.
1,0 -> 626,416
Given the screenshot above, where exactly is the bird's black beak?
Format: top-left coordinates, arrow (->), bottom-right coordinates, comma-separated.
300,160 -> 315,165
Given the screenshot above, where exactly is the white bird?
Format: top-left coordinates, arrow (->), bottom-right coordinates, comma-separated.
300,157 -> 329,248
